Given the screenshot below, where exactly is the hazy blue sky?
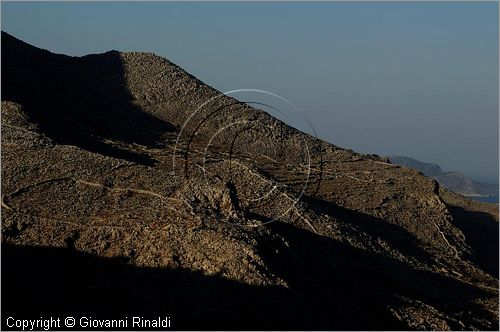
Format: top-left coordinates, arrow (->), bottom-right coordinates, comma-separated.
2,2 -> 498,182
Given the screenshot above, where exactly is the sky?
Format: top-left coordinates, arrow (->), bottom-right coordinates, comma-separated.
2,2 -> 498,183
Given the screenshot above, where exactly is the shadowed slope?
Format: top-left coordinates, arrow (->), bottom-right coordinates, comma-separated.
3,221 -> 496,331
1,32 -> 176,165
1,31 -> 498,330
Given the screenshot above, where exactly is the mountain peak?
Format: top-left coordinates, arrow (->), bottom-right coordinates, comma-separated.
2,33 -> 498,330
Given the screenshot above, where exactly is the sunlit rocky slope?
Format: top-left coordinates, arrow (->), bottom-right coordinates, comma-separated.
1,32 -> 498,330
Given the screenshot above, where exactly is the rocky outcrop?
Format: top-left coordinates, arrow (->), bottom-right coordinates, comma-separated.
390,155 -> 498,200
1,32 -> 498,330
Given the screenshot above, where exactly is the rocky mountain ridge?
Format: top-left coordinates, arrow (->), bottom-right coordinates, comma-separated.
390,156 -> 498,201
1,32 -> 498,330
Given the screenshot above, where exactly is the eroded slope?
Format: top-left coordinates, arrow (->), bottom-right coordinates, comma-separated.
1,32 -> 498,330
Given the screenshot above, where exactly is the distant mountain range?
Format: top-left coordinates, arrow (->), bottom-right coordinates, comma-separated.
389,156 -> 498,201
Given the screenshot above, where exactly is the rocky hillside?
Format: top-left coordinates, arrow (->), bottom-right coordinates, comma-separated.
390,156 -> 498,201
1,32 -> 498,330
